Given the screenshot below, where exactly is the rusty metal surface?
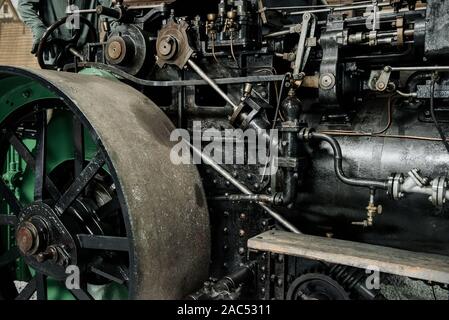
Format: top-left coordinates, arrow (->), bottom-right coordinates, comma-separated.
0,66 -> 210,299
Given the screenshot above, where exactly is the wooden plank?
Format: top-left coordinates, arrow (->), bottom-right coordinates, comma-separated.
248,230 -> 449,284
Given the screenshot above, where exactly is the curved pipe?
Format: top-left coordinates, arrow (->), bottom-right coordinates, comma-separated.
406,71 -> 433,93
300,131 -> 388,190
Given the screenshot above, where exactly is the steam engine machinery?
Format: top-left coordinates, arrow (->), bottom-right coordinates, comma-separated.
2,0 -> 449,300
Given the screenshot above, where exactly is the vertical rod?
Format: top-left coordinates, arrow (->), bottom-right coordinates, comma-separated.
34,110 -> 47,201
73,117 -> 85,177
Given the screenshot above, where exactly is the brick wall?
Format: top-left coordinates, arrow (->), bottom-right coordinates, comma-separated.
0,21 -> 39,68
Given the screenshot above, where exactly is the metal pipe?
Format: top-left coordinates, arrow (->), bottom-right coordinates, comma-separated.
300,131 -> 389,190
212,194 -> 275,203
264,29 -> 292,38
68,62 -> 286,87
396,90 -> 417,98
277,91 -> 302,206
66,4 -> 164,15
187,59 -> 239,110
391,66 -> 449,72
288,2 -> 391,16
187,141 -> 301,234
267,1 -> 372,11
69,48 -> 85,61
128,4 -> 168,10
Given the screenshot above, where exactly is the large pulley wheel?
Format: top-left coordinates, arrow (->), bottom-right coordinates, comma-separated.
0,67 -> 210,299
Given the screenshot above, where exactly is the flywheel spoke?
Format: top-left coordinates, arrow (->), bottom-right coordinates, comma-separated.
70,287 -> 94,300
0,247 -> 19,268
35,272 -> 48,300
73,117 -> 85,177
77,234 -> 129,252
34,110 -> 47,201
0,178 -> 22,214
8,133 -> 35,166
0,73 -> 137,299
54,150 -> 106,215
8,132 -> 61,201
90,264 -> 129,285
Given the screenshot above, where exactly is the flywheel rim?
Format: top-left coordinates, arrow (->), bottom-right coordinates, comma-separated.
0,66 -> 211,300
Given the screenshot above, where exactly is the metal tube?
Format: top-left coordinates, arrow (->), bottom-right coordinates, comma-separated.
212,194 -> 275,203
264,29 -> 291,38
67,4 -> 164,14
301,131 -> 389,190
128,4 -> 168,10
288,2 -> 391,16
396,90 -> 417,98
267,1 -> 372,11
187,141 -> 301,234
66,62 -> 286,87
187,59 -> 239,110
391,66 -> 449,72
69,48 -> 85,61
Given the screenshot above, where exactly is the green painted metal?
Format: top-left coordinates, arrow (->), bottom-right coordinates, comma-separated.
78,67 -> 119,82
0,72 -> 128,300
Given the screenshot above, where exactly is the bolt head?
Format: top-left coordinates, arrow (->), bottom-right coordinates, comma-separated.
16,225 -> 35,255
321,76 -> 332,86
107,40 -> 123,60
159,38 -> 174,56
377,82 -> 386,90
207,13 -> 217,21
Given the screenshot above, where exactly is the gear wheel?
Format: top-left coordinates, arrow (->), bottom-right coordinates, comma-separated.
286,273 -> 350,300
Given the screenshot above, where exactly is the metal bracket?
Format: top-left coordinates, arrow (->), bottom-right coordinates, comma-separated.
369,67 -> 392,92
293,12 -> 316,79
275,157 -> 299,169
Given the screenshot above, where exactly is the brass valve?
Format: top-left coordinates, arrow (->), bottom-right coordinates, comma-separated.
352,190 -> 383,227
